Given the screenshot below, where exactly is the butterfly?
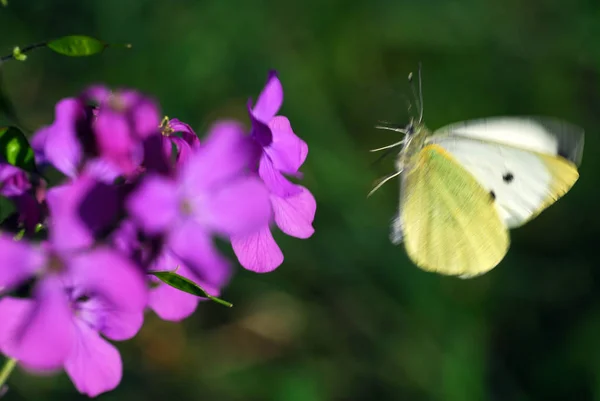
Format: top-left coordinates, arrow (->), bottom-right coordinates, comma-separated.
370,67 -> 584,278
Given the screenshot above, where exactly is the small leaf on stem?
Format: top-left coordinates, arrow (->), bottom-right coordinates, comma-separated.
47,35 -> 107,57
150,271 -> 233,307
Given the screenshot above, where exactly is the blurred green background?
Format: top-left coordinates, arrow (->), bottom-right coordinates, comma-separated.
1,0 -> 599,400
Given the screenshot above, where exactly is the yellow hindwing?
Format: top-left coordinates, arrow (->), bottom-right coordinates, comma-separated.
401,144 -> 510,277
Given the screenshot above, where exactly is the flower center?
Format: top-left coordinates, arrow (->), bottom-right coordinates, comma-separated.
47,253 -> 66,275
69,291 -> 103,330
179,198 -> 194,216
108,93 -> 127,112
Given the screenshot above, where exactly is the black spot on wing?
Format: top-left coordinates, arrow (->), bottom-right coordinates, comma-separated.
502,172 -> 514,183
489,190 -> 496,202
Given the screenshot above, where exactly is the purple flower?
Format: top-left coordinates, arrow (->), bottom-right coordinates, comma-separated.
0,163 -> 30,197
82,85 -> 161,176
12,192 -> 45,234
160,118 -> 201,168
30,125 -> 49,167
32,86 -> 163,182
231,71 -> 316,272
32,98 -> 120,183
45,174 -> 121,252
0,169 -> 144,396
110,219 -> 229,322
0,162 -> 45,233
0,236 -> 147,396
126,120 -> 271,281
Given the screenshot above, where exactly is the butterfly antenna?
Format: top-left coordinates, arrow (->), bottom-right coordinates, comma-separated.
369,139 -> 406,152
408,72 -> 420,122
401,93 -> 413,118
370,145 -> 400,168
368,170 -> 403,197
374,122 -> 409,135
408,64 -> 425,124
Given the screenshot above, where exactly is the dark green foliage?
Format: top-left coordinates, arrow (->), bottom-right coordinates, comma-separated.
0,0 -> 598,400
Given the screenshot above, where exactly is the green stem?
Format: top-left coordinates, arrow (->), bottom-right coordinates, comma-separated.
0,42 -> 47,64
0,357 -> 17,390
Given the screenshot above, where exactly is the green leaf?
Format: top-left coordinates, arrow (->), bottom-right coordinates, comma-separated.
47,35 -> 107,57
0,126 -> 36,173
150,271 -> 233,307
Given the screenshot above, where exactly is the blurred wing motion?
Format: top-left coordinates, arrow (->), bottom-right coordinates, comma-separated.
428,117 -> 582,228
400,144 -> 510,277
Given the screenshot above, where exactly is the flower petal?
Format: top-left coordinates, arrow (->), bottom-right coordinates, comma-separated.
272,186 -> 316,239
231,226 -> 283,273
110,219 -> 140,258
258,154 -> 302,197
148,253 -> 225,321
251,71 -> 283,123
81,158 -> 121,183
180,121 -> 255,190
149,279 -> 200,322
266,116 -> 308,174
76,297 -> 144,342
0,278 -> 74,371
94,109 -> 141,176
204,176 -> 271,237
46,182 -> 91,251
0,163 -> 30,197
65,320 -> 122,397
47,176 -> 120,252
127,94 -> 161,139
141,134 -> 173,176
150,283 -> 199,322
126,175 -> 178,235
0,235 -> 43,289
248,116 -> 272,148
0,297 -> 30,350
31,126 -> 50,166
69,247 -> 148,314
168,220 -> 231,285
100,309 -> 144,342
171,136 -> 194,167
168,119 -> 199,145
44,98 -> 85,177
81,84 -> 112,104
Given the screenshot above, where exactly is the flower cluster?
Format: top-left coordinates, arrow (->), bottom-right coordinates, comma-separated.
0,71 -> 315,397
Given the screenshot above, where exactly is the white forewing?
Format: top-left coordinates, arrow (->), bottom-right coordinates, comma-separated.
425,117 -> 583,228
432,117 -> 584,165
425,137 -> 552,228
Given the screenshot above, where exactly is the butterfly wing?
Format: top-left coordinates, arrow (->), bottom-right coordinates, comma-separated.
432,117 -> 584,165
428,117 -> 582,228
400,144 -> 510,277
